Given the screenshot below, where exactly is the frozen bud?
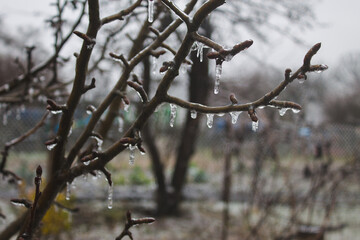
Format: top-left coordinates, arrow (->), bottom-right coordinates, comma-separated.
230,94 -> 238,104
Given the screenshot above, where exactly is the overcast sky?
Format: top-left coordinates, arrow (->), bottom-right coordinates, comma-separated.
1,0 -> 359,70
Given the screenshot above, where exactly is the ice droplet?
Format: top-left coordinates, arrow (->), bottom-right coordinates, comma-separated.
279,108 -> 288,116
217,113 -> 225,117
291,108 -> 301,114
252,120 -> 259,132
190,110 -> 197,119
214,64 -> 222,94
10,201 -> 27,207
86,109 -> 92,115
206,114 -> 214,128
117,117 -> 124,133
68,126 -> 73,137
148,0 -> 154,23
298,79 -> 305,84
91,136 -> 103,150
129,145 -> 136,165
46,143 -> 57,151
107,184 -> 113,209
169,104 -> 177,127
83,161 -> 90,166
86,42 -> 95,50
315,64 -> 328,73
66,182 -> 71,200
50,110 -> 62,115
229,111 -> 241,124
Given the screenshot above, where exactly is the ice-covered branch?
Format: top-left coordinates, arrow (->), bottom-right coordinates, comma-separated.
101,0 -> 143,25
116,211 -> 155,240
161,0 -> 191,28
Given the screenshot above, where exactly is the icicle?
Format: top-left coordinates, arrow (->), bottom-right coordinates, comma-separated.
46,143 -> 57,151
191,41 -> 199,51
252,120 -> 259,132
214,64 -> 222,94
152,56 -> 157,75
197,43 -> 204,62
129,145 -> 136,165
279,108 -> 289,116
169,103 -> 177,127
206,114 -> 214,128
66,182 -> 71,200
148,0 -> 154,23
190,110 -> 197,119
107,184 -> 113,209
229,111 -> 241,124
117,117 -> 124,133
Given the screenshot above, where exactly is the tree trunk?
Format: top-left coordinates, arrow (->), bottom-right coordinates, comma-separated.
170,20 -> 213,213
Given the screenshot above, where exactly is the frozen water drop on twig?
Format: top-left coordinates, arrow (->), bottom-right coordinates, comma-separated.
197,43 -> 204,62
107,184 -> 113,209
46,143 -> 57,151
252,120 -> 259,132
214,64 -> 222,94
206,114 -> 214,128
169,104 -> 177,127
91,135 -> 103,150
190,110 -> 197,119
148,0 -> 154,23
66,182 -> 71,200
50,110 -> 62,115
129,145 -> 136,165
229,111 -> 241,124
291,108 -> 301,114
279,108 -> 288,116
